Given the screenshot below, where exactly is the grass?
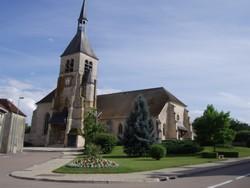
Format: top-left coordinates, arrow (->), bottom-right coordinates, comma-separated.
54,146 -> 250,174
54,146 -> 218,174
203,146 -> 250,157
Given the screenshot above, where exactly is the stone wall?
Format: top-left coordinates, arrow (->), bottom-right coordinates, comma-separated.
183,109 -> 193,139
0,113 -> 25,153
166,103 -> 178,139
29,102 -> 51,146
0,112 -> 5,149
100,117 -> 126,139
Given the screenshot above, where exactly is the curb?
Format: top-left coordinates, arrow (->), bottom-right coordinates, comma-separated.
9,158 -> 250,184
23,148 -> 83,153
9,173 -> 160,184
178,158 -> 250,178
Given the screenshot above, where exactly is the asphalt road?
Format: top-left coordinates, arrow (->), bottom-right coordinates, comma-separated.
0,152 -> 249,188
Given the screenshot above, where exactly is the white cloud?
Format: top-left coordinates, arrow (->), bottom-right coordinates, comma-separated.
0,78 -> 49,124
48,37 -> 55,43
0,78 -> 122,124
218,92 -> 250,110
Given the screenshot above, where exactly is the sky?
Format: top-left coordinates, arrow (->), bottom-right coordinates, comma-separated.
0,0 -> 250,124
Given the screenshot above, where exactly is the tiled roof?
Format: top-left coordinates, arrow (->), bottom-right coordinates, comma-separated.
36,87 -> 187,119
97,87 -> 186,120
0,99 -> 26,117
36,90 -> 56,105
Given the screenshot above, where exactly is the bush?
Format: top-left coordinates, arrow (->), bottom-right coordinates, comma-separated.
201,152 -> 218,158
162,140 -> 203,155
234,131 -> 250,143
94,133 -> 117,154
247,138 -> 250,148
84,144 -> 101,158
218,151 -> 239,158
150,145 -> 166,160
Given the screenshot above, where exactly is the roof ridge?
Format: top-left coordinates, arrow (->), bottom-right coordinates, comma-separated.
98,87 -> 164,96
162,88 -> 187,107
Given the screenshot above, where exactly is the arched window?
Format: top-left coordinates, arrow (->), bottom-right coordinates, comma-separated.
85,60 -> 93,73
65,59 -> 74,73
118,123 -> 123,135
106,120 -> 113,133
176,114 -> 180,121
44,113 -> 50,135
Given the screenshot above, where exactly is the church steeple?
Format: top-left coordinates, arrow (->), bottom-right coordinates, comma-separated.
61,0 -> 98,59
78,0 -> 88,32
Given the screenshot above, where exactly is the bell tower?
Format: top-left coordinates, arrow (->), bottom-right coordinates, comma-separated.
47,0 -> 99,147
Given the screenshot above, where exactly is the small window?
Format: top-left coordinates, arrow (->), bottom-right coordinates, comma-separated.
70,59 -> 74,72
85,60 -> 93,73
177,114 -> 180,121
118,124 -> 123,135
65,59 -> 74,73
163,123 -> 166,136
65,77 -> 71,87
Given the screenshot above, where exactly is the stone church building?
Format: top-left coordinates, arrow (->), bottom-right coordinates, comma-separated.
98,87 -> 193,142
28,0 -> 193,147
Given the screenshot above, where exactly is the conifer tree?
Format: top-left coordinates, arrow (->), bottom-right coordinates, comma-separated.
123,95 -> 156,157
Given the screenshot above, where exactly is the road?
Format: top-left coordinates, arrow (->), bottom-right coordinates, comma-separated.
0,152 -> 249,188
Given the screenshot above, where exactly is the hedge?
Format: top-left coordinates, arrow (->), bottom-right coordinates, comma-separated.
234,131 -> 250,143
218,151 -> 239,158
201,152 -> 218,158
162,140 -> 203,155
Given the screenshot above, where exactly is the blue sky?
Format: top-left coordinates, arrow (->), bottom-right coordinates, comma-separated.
0,0 -> 250,123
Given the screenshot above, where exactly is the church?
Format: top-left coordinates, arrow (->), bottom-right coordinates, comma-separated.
28,0 -> 193,147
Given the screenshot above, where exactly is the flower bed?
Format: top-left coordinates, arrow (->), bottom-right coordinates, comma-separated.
66,157 -> 119,169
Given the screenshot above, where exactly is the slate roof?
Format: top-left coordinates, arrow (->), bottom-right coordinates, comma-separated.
97,87 -> 186,120
0,99 -> 26,117
79,0 -> 88,22
36,87 -> 186,119
61,31 -> 98,59
61,0 -> 98,59
36,89 -> 56,105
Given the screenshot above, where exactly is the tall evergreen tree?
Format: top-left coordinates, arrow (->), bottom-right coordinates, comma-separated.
123,95 -> 156,157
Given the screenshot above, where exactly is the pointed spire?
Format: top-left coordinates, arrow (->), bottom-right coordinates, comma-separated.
61,0 -> 98,59
78,0 -> 88,29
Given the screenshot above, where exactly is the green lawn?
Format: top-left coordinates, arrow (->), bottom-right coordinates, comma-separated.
54,146 -> 250,174
203,146 -> 250,157
54,146 -> 218,174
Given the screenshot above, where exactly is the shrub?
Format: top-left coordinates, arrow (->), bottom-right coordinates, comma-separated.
94,133 -> 117,154
234,131 -> 250,143
84,144 -> 101,158
150,145 -> 166,160
162,140 -> 203,155
218,151 -> 239,158
247,138 -> 250,148
201,152 -> 217,158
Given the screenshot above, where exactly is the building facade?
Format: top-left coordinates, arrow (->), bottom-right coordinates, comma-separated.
97,87 -> 193,141
0,99 -> 26,153
28,1 -> 193,148
29,0 -> 98,147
